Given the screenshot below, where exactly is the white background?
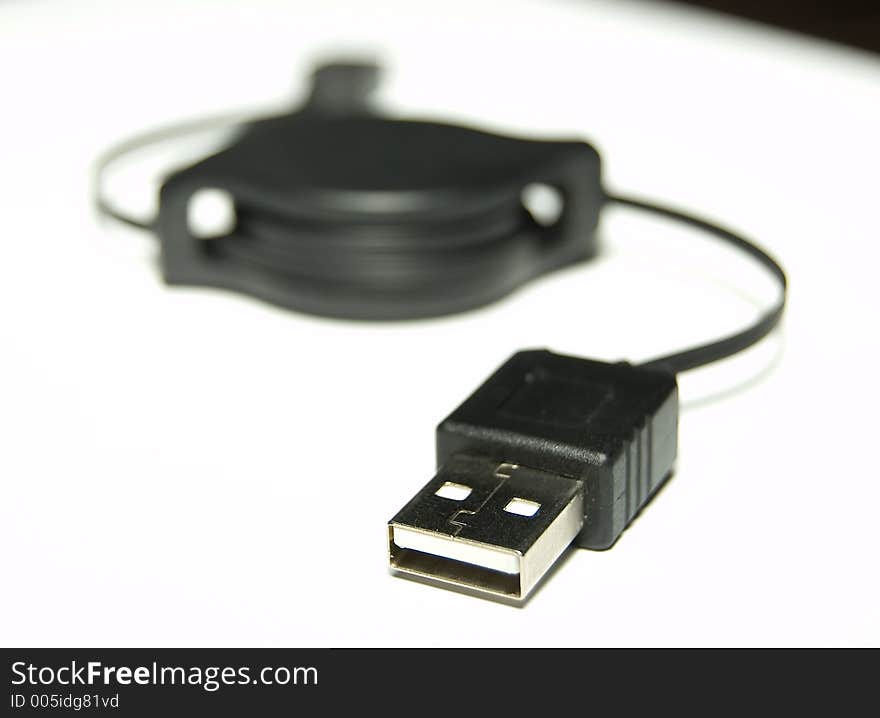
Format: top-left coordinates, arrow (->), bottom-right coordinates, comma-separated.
1,0 -> 879,647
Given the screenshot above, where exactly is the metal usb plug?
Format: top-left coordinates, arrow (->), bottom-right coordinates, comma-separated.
388,454 -> 584,602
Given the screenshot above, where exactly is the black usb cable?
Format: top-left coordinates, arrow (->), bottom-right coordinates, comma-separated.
96,61 -> 787,602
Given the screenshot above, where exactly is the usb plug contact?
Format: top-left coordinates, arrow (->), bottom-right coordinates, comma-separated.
389,454 -> 584,601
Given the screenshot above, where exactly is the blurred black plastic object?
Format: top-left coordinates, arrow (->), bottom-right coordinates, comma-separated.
156,63 -> 603,319
99,60 -> 786,374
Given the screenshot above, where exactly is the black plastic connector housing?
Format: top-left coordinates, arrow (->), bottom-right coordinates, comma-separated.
437,350 -> 678,549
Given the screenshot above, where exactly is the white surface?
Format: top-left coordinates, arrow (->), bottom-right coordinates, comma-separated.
1,0 -> 879,647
